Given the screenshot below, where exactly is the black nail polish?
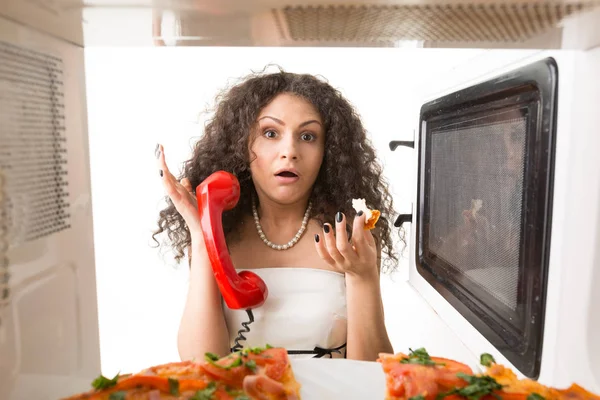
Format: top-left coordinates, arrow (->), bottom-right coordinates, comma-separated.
324,224 -> 330,233
159,170 -> 163,177
336,212 -> 343,223
314,234 -> 320,243
357,210 -> 364,217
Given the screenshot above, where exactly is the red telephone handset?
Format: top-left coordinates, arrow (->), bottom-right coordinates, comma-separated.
196,171 -> 268,310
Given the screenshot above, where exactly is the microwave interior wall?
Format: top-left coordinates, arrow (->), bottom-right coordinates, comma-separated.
1,2 -> 600,399
0,13 -> 101,398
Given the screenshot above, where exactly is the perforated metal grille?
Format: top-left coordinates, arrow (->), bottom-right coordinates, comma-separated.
428,114 -> 526,311
0,169 -> 8,309
0,41 -> 71,259
282,2 -> 597,43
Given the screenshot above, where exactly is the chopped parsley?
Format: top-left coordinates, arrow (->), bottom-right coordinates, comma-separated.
409,395 -> 425,400
191,382 -> 217,400
245,359 -> 257,372
527,394 -> 545,400
108,391 -> 126,400
400,348 -> 444,367
91,373 -> 119,390
225,386 -> 245,396
205,354 -> 243,370
480,353 -> 496,367
168,377 -> 179,395
248,347 -> 264,355
238,345 -> 271,357
439,372 -> 504,400
227,357 -> 243,368
204,346 -> 273,371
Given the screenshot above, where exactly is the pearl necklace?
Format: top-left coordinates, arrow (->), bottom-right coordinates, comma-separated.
252,199 -> 312,251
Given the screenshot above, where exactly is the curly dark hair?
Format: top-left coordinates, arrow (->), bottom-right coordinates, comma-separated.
152,67 -> 403,273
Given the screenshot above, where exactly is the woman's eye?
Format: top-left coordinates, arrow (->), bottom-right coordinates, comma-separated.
301,133 -> 315,142
264,130 -> 277,139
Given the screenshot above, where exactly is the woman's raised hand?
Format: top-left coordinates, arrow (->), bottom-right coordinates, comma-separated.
314,211 -> 379,280
156,144 -> 202,237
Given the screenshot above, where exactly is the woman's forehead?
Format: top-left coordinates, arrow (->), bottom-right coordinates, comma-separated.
258,93 -> 322,122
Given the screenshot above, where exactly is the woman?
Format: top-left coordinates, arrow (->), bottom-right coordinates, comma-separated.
153,68 -> 401,362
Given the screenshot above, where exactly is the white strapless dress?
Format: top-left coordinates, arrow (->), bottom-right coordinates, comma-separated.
222,268 -> 348,359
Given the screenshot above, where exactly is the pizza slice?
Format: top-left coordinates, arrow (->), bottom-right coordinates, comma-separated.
63,346 -> 301,400
352,198 -> 381,230
378,348 -> 474,400
378,348 -> 600,400
481,356 -> 600,400
202,346 -> 300,399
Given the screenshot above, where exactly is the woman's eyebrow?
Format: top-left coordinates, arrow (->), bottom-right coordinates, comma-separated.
299,119 -> 322,128
257,116 -> 322,128
258,116 -> 284,125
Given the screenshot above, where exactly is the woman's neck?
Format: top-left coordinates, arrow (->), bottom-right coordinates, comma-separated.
254,194 -> 310,231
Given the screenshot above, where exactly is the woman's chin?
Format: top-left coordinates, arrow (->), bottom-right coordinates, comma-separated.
267,189 -> 309,206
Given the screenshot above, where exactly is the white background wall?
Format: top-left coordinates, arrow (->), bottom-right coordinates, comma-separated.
84,46 -> 485,375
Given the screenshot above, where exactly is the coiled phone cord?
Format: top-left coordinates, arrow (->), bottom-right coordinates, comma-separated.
231,309 -> 254,352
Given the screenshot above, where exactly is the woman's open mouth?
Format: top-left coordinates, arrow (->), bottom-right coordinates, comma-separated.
275,170 -> 300,183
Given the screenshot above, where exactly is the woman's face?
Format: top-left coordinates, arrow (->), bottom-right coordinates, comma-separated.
249,93 -> 325,206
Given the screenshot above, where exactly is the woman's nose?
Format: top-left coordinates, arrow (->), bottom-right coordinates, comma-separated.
279,135 -> 298,160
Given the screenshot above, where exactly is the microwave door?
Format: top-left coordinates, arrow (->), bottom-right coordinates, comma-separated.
414,57 -> 558,379
0,7 -> 101,400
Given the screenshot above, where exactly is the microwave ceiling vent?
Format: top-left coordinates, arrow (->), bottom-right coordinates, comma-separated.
281,2 -> 597,43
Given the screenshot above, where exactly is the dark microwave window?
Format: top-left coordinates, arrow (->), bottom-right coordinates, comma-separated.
416,58 -> 558,379
429,112 -> 526,312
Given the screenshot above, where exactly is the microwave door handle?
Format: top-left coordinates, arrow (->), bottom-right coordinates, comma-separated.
394,213 -> 412,227
389,138 -> 414,227
389,140 -> 415,150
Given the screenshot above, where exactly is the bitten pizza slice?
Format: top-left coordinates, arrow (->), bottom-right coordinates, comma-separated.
352,198 -> 381,230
